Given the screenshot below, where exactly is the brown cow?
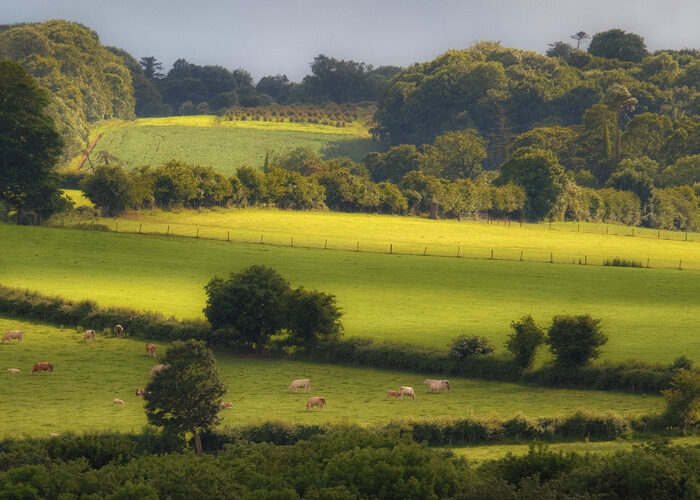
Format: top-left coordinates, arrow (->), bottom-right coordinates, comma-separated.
386,390 -> 402,399
146,343 -> 157,358
2,330 -> 23,343
113,399 -> 125,405
32,362 -> 54,375
135,388 -> 146,396
114,324 -> 124,337
7,368 -> 21,374
306,396 -> 326,411
83,330 -> 96,342
149,364 -> 168,377
220,401 -> 233,409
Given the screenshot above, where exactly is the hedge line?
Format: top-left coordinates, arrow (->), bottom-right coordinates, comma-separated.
0,284 -> 685,394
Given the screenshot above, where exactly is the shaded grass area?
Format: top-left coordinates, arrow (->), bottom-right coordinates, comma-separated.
0,318 -> 663,438
451,435 -> 700,462
83,117 -> 381,175
2,224 -> 698,363
92,207 -> 700,270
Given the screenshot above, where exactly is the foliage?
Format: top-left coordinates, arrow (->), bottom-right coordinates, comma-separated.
0,61 -> 68,222
144,340 -> 226,454
80,164 -> 135,216
505,315 -> 546,369
0,20 -> 135,159
546,315 -> 608,367
662,370 -> 700,427
588,28 -> 649,62
283,287 -> 343,348
603,257 -> 643,268
449,335 -> 496,358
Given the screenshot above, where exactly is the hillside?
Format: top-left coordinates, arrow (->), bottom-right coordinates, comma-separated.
71,114 -> 382,175
2,224 -> 699,363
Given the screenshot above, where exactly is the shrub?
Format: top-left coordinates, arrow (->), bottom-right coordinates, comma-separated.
661,370 -> 700,428
505,315 -> 545,369
603,257 -> 643,267
449,335 -> 495,358
546,314 -> 607,367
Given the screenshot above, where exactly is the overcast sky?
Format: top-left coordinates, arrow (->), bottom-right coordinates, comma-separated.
4,0 -> 699,82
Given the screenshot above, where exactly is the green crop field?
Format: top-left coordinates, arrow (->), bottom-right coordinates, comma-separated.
2,224 -> 699,363
86,206 -> 700,270
71,116 -> 381,175
0,318 -> 662,438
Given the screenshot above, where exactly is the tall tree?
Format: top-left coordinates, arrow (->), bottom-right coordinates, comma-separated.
144,340 -> 226,455
430,129 -> 487,180
570,31 -> 591,49
0,61 -> 67,223
603,84 -> 637,162
140,56 -> 164,79
588,29 -> 649,62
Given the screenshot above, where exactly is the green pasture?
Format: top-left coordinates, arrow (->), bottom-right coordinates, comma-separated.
1,224 -> 699,363
74,116 -> 380,175
452,436 -> 700,462
0,318 -> 663,438
89,206 -> 700,270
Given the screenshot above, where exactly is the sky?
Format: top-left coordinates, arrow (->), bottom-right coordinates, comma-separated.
3,0 -> 700,82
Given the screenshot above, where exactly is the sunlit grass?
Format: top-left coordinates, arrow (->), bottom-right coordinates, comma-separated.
0,318 -> 663,438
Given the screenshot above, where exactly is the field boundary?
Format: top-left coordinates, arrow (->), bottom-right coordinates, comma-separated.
49,219 -> 699,272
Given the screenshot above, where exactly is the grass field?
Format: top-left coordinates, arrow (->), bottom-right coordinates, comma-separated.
68,115 -> 381,175
0,318 -> 663,438
87,206 -> 700,270
2,224 -> 699,363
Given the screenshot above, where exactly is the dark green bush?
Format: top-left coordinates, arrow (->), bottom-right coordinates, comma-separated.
449,335 -> 495,358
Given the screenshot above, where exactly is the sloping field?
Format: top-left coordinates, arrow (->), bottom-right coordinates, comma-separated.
2,224 -> 699,363
76,116 -> 381,175
91,206 -> 700,270
0,318 -> 663,438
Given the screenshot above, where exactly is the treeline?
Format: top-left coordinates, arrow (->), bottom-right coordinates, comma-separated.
0,427 -> 697,498
1,283 -> 695,395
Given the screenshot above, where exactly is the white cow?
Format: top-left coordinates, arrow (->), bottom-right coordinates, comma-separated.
399,386 -> 415,400
2,330 -> 23,343
288,378 -> 311,392
424,379 -> 450,392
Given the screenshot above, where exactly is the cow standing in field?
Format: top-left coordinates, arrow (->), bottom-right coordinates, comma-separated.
7,368 -> 21,374
32,362 -> 54,375
424,379 -> 450,392
2,330 -> 23,343
114,324 -> 124,337
306,397 -> 326,411
399,386 -> 415,399
288,378 -> 311,392
146,343 -> 157,358
150,364 -> 168,377
83,330 -> 96,342
386,390 -> 402,399
135,388 -> 146,396
113,399 -> 125,405
220,402 -> 233,409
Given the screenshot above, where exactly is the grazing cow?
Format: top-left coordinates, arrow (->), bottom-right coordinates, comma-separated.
135,388 -> 146,397
220,401 -> 233,409
113,399 -> 125,405
7,368 -> 21,374
399,386 -> 415,400
288,378 -> 311,393
49,433 -> 61,437
146,343 -> 157,358
424,379 -> 450,392
386,390 -> 402,399
114,324 -> 124,337
83,329 -> 96,342
306,396 -> 326,411
32,362 -> 54,375
150,364 -> 168,377
2,330 -> 23,343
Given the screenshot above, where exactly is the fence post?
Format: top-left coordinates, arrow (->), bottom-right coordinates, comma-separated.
585,255 -> 587,265
685,232 -> 688,241
260,234 -> 263,244
115,223 -> 118,232
138,223 -> 142,234
578,224 -> 580,232
389,243 -> 392,254
227,231 -> 230,241
90,221 -> 94,230
606,225 -> 609,235
520,250 -> 523,261
290,237 -> 293,247
423,246 -> 427,256
646,258 -> 650,268
456,246 -> 460,257
632,228 -> 634,237
490,249 -> 494,260
356,241 -> 359,252
679,259 -> 683,270
324,238 -> 327,250
196,227 -> 199,238
166,225 -> 169,236
549,219 -> 552,230
550,252 -> 553,263
658,231 -> 660,239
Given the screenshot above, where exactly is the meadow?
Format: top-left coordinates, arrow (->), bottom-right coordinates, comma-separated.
0,317 -> 663,438
70,115 -> 381,175
2,223 -> 699,364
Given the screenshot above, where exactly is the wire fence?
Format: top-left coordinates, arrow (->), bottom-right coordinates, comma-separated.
50,217 -> 700,272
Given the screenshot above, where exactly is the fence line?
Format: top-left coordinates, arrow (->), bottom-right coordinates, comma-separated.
50,221 -> 698,272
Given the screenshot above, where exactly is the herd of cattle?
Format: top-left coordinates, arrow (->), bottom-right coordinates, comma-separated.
4,328 -> 452,413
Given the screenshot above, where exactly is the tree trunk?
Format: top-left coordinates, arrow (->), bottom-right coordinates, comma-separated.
194,431 -> 203,456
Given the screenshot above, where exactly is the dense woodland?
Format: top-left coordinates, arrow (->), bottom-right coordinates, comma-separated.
0,20 -> 698,229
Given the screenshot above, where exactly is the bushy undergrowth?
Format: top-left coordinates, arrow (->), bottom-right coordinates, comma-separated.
604,257 -> 644,267
0,427 -> 697,499
0,284 -> 693,394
